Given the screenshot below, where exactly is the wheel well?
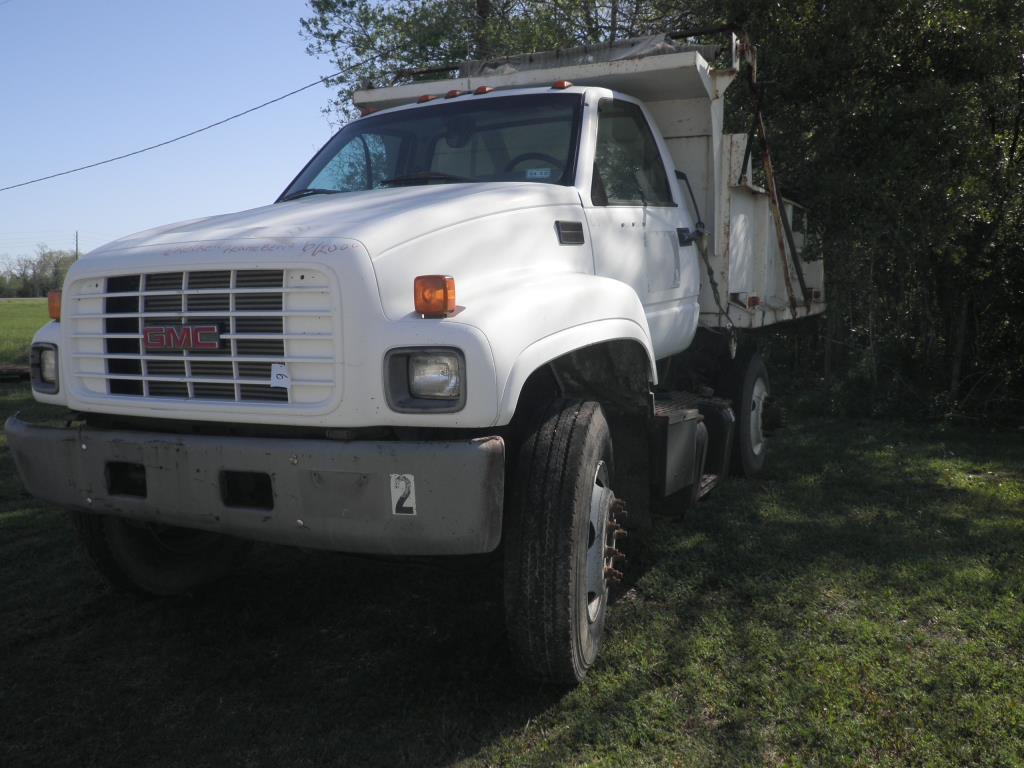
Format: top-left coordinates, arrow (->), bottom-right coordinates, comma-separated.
506,340 -> 655,529
509,339 -> 654,426
550,339 -> 652,409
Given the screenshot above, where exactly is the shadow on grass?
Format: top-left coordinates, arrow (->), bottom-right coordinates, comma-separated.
2,395 -> 1023,767
0,530 -> 562,768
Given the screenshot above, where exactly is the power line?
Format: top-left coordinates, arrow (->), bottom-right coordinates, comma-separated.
0,66 -> 355,193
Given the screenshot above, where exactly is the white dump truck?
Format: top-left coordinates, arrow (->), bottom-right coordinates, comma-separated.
8,33 -> 824,684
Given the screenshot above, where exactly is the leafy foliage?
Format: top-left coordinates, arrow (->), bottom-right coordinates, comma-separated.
0,245 -> 76,298
301,0 -> 1024,417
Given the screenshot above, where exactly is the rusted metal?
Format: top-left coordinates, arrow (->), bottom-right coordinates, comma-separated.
778,194 -> 811,308
743,63 -> 811,315
604,547 -> 626,561
603,566 -> 624,582
760,137 -> 799,320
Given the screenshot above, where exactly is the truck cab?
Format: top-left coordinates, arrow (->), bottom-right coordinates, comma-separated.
7,33 -> 824,685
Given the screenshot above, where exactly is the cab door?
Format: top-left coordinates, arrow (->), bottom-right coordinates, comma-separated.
583,98 -> 700,359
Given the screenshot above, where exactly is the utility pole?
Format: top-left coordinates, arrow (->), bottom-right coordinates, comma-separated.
75,231 -> 79,260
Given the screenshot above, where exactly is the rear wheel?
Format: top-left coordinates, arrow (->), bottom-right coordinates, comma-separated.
70,511 -> 250,596
722,349 -> 770,477
503,399 -> 626,685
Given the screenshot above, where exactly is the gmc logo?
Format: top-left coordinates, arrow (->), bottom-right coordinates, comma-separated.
142,325 -> 220,351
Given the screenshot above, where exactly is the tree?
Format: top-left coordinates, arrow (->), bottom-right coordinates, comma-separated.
0,245 -> 76,298
301,0 -> 706,119
301,0 -> 1024,416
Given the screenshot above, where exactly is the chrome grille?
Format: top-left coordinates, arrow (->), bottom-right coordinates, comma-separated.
68,267 -> 336,407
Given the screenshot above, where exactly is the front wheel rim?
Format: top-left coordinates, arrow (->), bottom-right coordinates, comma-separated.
585,460 -> 614,624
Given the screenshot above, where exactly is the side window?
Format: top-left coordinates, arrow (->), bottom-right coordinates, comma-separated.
309,133 -> 400,191
592,100 -> 674,206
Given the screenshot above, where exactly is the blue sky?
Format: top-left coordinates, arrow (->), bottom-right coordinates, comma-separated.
0,0 -> 340,263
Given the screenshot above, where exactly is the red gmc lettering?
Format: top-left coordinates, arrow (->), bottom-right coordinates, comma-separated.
143,327 -> 166,349
142,325 -> 220,351
192,326 -> 220,350
167,327 -> 190,349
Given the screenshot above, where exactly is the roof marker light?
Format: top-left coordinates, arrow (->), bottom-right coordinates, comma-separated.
552,80 -> 573,89
359,106 -> 379,116
417,94 -> 439,103
445,89 -> 464,99
473,85 -> 494,95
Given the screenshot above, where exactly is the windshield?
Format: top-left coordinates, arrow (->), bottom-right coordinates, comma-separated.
278,93 -> 584,200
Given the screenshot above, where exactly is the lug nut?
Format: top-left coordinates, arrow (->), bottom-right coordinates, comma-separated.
613,529 -> 628,540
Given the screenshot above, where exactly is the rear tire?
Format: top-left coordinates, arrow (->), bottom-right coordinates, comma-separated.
503,399 -> 623,685
70,511 -> 250,596
722,349 -> 770,477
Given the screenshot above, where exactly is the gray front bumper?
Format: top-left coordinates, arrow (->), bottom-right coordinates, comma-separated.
5,416 -> 505,555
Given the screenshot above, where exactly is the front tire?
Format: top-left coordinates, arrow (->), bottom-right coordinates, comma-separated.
70,511 -> 250,596
503,399 -> 625,685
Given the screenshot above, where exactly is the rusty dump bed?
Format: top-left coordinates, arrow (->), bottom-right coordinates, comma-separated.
355,32 -> 826,330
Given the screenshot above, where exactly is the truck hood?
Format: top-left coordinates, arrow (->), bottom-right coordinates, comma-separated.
88,182 -> 582,259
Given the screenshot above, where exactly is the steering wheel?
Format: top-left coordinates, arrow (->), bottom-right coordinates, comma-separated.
503,152 -> 566,174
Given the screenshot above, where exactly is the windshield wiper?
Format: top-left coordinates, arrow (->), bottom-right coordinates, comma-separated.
279,188 -> 341,202
380,171 -> 477,186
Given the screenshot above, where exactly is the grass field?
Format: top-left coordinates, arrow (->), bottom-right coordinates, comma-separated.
0,298 -> 49,365
2,368 -> 1023,764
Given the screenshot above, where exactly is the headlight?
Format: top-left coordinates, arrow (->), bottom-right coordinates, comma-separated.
30,343 -> 59,394
408,353 -> 461,399
384,347 -> 466,413
40,348 -> 57,383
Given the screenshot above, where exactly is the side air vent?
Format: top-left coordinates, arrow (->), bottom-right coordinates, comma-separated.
555,220 -> 585,245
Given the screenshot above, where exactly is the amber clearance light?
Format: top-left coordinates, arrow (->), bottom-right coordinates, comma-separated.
414,275 -> 456,318
47,289 -> 62,320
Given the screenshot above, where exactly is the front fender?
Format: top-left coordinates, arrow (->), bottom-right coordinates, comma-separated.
449,272 -> 657,426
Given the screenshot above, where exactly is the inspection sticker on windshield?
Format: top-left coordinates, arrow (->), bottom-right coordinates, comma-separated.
390,474 -> 417,515
270,363 -> 291,389
527,168 -> 552,180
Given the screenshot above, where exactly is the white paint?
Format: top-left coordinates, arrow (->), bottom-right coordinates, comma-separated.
270,363 -> 291,389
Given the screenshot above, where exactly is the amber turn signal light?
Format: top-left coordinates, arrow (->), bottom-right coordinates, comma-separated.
414,276 -> 456,318
47,289 -> 62,320
551,80 -> 573,89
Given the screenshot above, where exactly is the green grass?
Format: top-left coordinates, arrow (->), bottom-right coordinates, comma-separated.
0,299 -> 49,365
1,378 -> 1023,767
